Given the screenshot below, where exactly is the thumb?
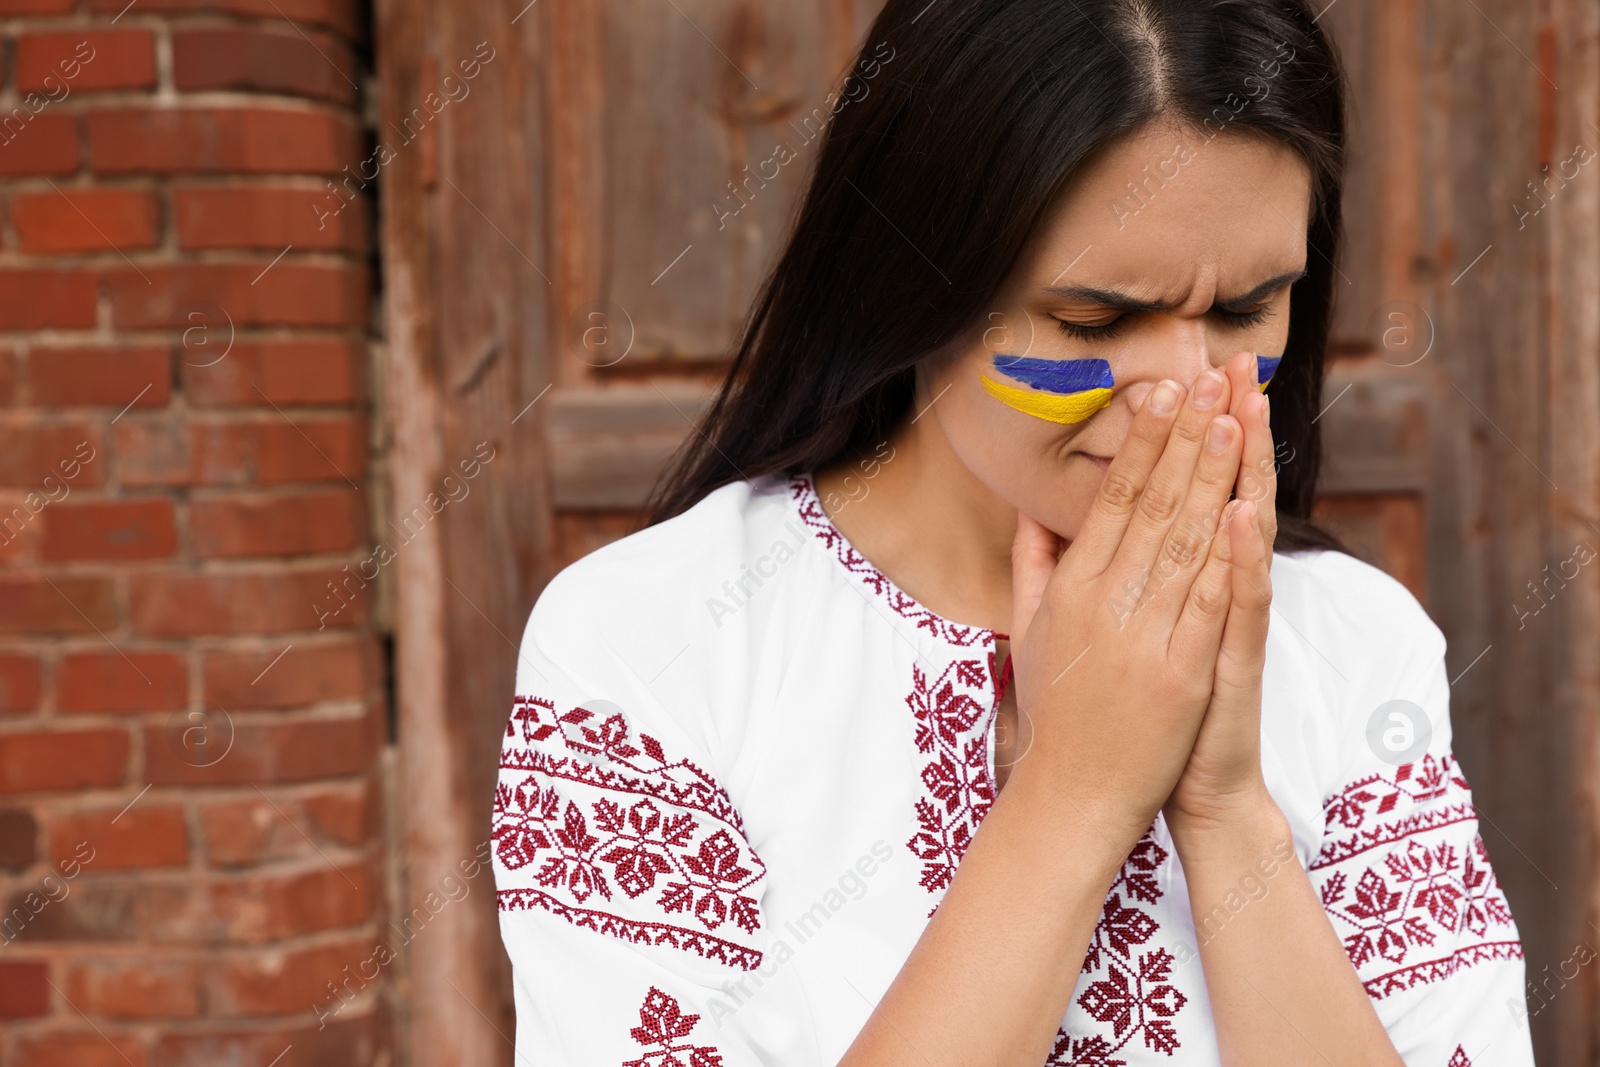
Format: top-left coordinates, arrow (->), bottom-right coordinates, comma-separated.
1011,510 -> 1062,647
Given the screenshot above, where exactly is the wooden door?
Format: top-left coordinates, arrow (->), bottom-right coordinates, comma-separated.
373,1 -> 1598,1062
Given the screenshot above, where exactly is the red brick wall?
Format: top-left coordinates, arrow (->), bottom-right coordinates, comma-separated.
0,1 -> 390,1064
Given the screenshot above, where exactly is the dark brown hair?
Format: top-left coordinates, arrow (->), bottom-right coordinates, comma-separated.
647,0 -> 1350,555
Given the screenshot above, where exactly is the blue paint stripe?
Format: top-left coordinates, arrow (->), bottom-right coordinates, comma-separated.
1258,354 -> 1282,383
992,356 -> 1114,394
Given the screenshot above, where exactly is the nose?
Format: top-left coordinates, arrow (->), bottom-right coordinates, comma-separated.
1117,316 -> 1217,413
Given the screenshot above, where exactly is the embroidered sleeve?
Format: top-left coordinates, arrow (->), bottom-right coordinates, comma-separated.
1308,615 -> 1536,1065
492,578 -> 773,1064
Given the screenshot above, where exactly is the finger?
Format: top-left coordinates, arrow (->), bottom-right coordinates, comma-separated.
1064,377 -> 1186,577
1011,510 -> 1063,647
1224,351 -> 1279,556
1241,391 -> 1278,554
1214,498 -> 1272,694
1107,367 -> 1233,589
1132,412 -> 1245,627
1169,497 -> 1242,666
1222,349 -> 1258,422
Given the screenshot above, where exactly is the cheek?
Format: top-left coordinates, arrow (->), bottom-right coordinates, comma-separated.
927,359 -> 1113,540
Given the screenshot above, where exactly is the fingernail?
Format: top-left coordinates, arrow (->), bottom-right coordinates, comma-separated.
1207,417 -> 1233,454
1250,352 -> 1260,386
1149,380 -> 1180,415
1261,394 -> 1271,428
1193,371 -> 1223,410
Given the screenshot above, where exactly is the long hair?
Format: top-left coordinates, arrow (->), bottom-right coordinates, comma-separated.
646,0 -> 1350,555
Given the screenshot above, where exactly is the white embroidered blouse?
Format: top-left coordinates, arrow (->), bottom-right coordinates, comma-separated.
491,472 -> 1535,1066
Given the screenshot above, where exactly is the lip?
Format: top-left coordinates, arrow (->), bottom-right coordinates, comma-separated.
1083,454 -> 1113,469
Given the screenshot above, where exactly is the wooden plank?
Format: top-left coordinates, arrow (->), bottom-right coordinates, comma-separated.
376,0 -> 554,1062
546,384 -> 716,508
1539,0 -> 1600,1059
1316,358 -> 1429,492
1409,1 -> 1595,1060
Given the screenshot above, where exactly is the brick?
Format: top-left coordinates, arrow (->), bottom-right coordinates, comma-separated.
176,182 -> 367,252
17,31 -> 157,94
12,1030 -> 148,1067
302,779 -> 375,847
0,654 -> 43,712
0,270 -> 96,330
131,862 -> 374,942
104,263 -> 369,330
0,0 -> 77,13
65,955 -> 199,1017
143,711 -> 380,784
11,188 -> 161,255
211,937 -> 373,1017
0,728 -> 129,793
50,806 -> 187,870
0,577 -> 117,636
58,650 -> 187,713
25,345 -> 170,408
174,27 -> 359,106
88,106 -> 362,176
43,498 -> 178,562
0,349 -> 15,406
0,959 -> 50,1017
130,567 -> 370,636
0,111 -> 78,178
0,808 -> 38,870
88,0 -> 364,38
192,489 -> 364,558
153,1008 -> 385,1067
203,639 -> 367,708
3,878 -> 137,942
200,795 -> 302,867
116,417 -> 368,488
201,784 -> 372,868
182,338 -> 365,407
0,424 -> 104,489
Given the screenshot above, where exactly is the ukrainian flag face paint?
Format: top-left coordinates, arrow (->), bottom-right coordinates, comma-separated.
982,351 -> 1282,424
981,356 -> 1114,425
1256,354 -> 1282,392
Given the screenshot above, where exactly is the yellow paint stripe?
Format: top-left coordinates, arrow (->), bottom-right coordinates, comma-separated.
981,375 -> 1113,425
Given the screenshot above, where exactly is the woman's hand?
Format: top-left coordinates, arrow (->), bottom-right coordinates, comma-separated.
1163,350 -> 1278,840
1007,363 -> 1247,850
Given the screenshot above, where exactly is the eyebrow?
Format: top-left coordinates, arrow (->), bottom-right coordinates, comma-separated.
1042,267 -> 1308,314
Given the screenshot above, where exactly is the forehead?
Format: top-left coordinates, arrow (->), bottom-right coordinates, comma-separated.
1019,121 -> 1313,303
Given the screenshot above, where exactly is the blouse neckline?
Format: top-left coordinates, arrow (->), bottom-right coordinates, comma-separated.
786,472 -> 1002,649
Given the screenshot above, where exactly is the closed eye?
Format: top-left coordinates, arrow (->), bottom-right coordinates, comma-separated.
1216,305 -> 1274,329
1053,303 -> 1275,341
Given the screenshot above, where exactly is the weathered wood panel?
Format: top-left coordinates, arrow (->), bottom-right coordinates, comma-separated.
375,1 -> 1599,1063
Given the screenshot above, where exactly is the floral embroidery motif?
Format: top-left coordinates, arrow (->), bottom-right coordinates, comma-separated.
1312,754 -> 1522,1000
1047,828 -> 1187,1065
898,650 -> 1185,1061
623,986 -> 723,1067
799,469 -> 1187,1059
791,474 -> 993,647
906,654 -> 1002,911
495,695 -> 766,971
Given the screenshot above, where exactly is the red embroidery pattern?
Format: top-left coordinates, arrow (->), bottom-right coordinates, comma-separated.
897,643 -> 1186,1061
905,654 -> 1002,912
1312,754 -> 1522,1000
495,695 -> 766,971
1047,828 -> 1187,1065
623,986 -> 723,1067
791,474 -> 993,647
1447,1047 -> 1473,1067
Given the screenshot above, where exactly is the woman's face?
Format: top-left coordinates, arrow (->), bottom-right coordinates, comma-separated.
919,120 -> 1312,540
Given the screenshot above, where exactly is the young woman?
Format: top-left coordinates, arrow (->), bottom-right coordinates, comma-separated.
492,1 -> 1536,1063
